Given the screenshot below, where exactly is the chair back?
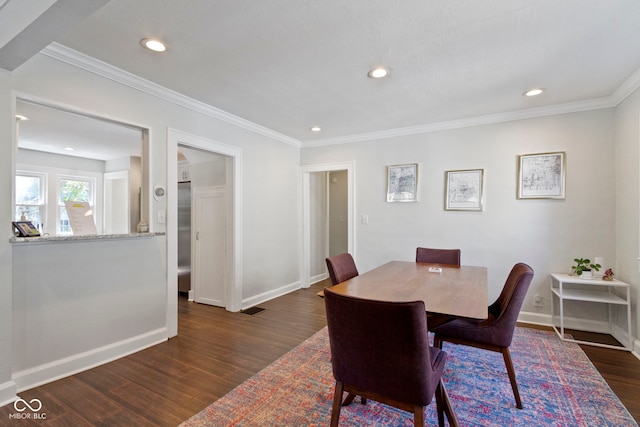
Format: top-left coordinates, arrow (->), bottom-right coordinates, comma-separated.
487,263 -> 534,347
416,247 -> 461,267
326,253 -> 359,285
324,288 -> 443,406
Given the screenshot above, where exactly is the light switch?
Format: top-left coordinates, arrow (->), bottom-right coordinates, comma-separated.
157,210 -> 166,224
361,215 -> 369,225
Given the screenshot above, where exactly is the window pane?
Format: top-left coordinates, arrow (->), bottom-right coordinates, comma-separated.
16,175 -> 41,204
59,179 -> 91,203
15,205 -> 41,225
58,207 -> 72,234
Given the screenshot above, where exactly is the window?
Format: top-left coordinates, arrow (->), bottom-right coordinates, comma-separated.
58,176 -> 95,235
15,172 -> 46,229
15,166 -> 101,236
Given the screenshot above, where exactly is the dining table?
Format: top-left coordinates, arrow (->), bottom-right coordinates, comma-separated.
327,260 -> 488,319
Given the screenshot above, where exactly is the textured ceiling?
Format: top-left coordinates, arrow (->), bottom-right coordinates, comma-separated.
53,0 -> 640,143
6,0 -> 640,152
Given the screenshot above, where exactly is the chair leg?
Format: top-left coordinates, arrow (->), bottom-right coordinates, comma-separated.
434,335 -> 443,349
413,405 -> 424,427
501,347 -> 523,409
437,380 -> 458,427
342,393 -> 356,406
435,382 -> 445,427
330,381 -> 343,427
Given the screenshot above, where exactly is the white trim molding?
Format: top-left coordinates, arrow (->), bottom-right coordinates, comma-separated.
0,380 -> 17,408
42,43 -> 301,148
40,43 -> 640,149
12,328 -> 167,393
300,161 -> 356,289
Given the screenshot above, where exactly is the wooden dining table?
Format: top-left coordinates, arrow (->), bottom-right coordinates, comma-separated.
328,261 -> 488,319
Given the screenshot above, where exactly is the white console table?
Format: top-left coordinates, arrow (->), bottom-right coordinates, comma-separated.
550,273 -> 632,351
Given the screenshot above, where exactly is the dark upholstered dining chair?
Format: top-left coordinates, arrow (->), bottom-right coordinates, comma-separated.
416,247 -> 461,267
326,253 -> 359,285
433,263 -> 534,409
324,288 -> 458,427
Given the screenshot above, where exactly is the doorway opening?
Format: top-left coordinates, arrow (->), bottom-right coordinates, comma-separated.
167,129 -> 243,337
301,161 -> 356,289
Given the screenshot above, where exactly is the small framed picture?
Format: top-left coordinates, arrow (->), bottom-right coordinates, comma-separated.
386,164 -> 418,202
12,221 -> 40,237
517,151 -> 565,199
445,169 -> 484,211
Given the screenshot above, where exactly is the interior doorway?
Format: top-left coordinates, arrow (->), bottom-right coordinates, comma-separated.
301,161 -> 355,289
167,129 -> 243,337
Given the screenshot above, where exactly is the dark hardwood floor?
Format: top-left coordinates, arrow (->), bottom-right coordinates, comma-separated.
1,279 -> 638,425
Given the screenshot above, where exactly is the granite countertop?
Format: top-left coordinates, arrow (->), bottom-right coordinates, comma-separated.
10,232 -> 166,244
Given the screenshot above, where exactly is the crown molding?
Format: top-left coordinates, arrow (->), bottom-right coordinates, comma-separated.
40,43 -> 640,149
611,67 -> 640,105
304,68 -> 640,147
41,43 -> 302,148
303,97 -> 618,147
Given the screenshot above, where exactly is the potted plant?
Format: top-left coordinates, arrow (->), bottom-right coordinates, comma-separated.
571,258 -> 601,279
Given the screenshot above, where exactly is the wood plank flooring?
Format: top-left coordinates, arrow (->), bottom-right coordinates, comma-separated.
1,278 -> 638,425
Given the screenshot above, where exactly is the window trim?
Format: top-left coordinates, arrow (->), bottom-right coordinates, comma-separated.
15,171 -> 47,229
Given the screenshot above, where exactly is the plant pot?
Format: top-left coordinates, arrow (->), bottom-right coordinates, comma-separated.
581,270 -> 593,280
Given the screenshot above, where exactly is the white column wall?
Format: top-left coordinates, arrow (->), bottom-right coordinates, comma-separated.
614,87 -> 640,352
0,71 -> 16,405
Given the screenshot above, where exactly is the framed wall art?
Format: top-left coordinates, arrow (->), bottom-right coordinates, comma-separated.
517,151 -> 565,199
386,163 -> 418,202
445,169 -> 484,211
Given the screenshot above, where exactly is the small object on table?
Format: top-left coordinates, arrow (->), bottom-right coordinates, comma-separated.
602,268 -> 615,281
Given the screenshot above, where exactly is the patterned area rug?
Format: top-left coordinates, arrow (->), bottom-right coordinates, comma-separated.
180,327 -> 637,426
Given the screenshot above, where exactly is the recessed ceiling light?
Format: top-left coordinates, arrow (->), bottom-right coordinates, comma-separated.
310,126 -> 322,132
64,147 -> 75,152
368,67 -> 389,79
15,115 -> 29,121
141,38 -> 166,52
523,88 -> 545,97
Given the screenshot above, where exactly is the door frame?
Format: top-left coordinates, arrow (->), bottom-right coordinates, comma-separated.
300,161 -> 356,288
167,129 -> 243,337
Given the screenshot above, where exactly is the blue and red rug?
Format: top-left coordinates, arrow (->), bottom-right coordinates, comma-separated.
180,327 -> 637,426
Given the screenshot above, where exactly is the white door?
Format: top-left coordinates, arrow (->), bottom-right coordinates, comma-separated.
193,186 -> 227,307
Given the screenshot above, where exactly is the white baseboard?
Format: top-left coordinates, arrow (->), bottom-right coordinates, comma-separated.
310,273 -> 328,285
517,311 -> 552,326
241,281 -> 301,310
518,311 -> 611,334
13,328 -> 168,393
0,380 -> 17,408
633,340 -> 640,360
520,311 -> 639,356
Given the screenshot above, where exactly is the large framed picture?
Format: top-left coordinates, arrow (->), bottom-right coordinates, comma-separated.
386,164 -> 418,202
517,151 -> 565,199
445,169 -> 484,211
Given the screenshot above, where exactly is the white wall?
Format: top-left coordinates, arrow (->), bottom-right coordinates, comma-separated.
301,109 -> 619,328
614,87 -> 640,351
0,70 -> 16,405
329,170 -> 348,257
1,51 -> 302,396
12,237 -> 167,390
